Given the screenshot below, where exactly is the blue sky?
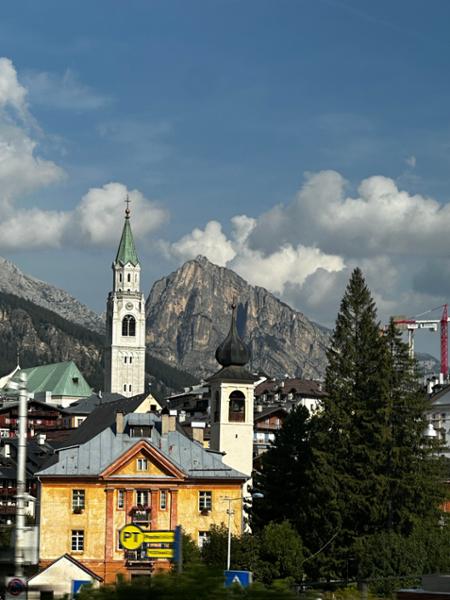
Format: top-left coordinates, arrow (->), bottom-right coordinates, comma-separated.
1,0 -> 450,355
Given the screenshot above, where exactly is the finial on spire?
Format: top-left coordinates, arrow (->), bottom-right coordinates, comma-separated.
125,194 -> 131,219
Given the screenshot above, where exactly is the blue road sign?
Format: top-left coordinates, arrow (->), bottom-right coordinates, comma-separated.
72,580 -> 91,595
224,570 -> 253,588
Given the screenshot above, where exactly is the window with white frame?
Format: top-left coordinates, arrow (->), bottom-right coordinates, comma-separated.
137,458 -> 148,471
72,489 -> 85,512
136,490 -> 149,506
198,530 -> 209,548
71,529 -> 84,552
198,491 -> 212,511
117,489 -> 125,509
160,490 -> 167,510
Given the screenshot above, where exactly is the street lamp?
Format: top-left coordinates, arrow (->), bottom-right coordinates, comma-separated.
8,371 -> 28,577
221,492 -> 264,571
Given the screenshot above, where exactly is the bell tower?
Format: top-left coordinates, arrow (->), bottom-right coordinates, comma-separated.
209,302 -> 257,478
104,200 -> 146,397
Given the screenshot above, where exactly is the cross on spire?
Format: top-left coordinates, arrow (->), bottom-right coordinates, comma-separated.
125,194 -> 131,219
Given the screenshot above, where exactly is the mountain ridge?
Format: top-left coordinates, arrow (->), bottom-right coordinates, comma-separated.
0,257 -> 104,334
146,255 -> 330,379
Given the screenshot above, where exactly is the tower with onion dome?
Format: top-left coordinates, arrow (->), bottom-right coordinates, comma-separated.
104,199 -> 146,396
208,302 -> 257,478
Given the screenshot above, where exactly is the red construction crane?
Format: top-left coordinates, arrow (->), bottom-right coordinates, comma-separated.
392,304 -> 449,378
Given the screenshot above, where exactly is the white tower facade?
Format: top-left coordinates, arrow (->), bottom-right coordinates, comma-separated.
209,304 -> 257,478
104,206 -> 146,397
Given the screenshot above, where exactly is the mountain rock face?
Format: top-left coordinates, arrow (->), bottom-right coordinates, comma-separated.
0,291 -> 104,389
0,257 -> 104,334
146,256 -> 330,379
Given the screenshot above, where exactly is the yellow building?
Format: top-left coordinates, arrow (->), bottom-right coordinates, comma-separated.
37,402 -> 246,583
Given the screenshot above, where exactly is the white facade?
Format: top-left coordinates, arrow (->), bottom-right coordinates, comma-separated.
210,379 -> 254,478
104,219 -> 146,397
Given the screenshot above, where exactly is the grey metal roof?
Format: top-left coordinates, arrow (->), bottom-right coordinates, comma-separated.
62,393 -> 149,446
37,415 -> 246,481
430,385 -> 450,407
127,413 -> 157,426
61,393 -> 125,415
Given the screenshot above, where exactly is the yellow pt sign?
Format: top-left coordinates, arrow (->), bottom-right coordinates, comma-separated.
119,524 -> 176,550
119,524 -> 143,550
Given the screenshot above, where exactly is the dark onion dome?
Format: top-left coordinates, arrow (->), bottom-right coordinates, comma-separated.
215,302 -> 250,367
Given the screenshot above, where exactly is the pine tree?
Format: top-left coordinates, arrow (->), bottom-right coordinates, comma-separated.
252,268 -> 448,582
306,269 -> 447,578
381,320 -> 446,533
251,405 -> 313,531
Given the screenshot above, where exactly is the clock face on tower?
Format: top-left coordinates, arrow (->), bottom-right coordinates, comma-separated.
125,302 -> 134,310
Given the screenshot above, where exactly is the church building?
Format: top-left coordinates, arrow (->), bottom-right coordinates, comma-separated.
104,203 -> 146,397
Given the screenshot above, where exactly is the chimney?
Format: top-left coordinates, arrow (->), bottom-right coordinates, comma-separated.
3,443 -> 10,457
256,404 -> 263,413
116,410 -> 125,434
190,421 -> 205,444
161,408 -> 177,435
169,409 -> 177,432
37,433 -> 46,446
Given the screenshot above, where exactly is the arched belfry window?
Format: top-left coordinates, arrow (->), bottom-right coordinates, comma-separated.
229,390 -> 245,422
122,314 -> 136,337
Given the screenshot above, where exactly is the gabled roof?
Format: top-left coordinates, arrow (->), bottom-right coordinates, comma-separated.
61,393 -> 125,415
28,553 -> 103,583
38,412 -> 246,481
115,217 -> 139,266
11,361 -> 92,398
0,398 -> 63,415
255,378 -> 326,398
430,384 -> 450,407
254,405 -> 288,422
63,392 -> 149,446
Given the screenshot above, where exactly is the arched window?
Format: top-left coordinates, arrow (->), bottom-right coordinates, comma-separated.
229,390 -> 245,422
122,315 -> 136,336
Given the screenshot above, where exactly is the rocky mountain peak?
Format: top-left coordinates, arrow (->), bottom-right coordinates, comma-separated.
0,256 -> 104,334
146,258 -> 329,379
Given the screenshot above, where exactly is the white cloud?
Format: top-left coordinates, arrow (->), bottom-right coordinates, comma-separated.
169,215 -> 344,298
0,57 -> 65,231
74,182 -> 168,246
405,155 -> 416,168
0,209 -> 70,249
230,244 -> 344,296
23,68 -> 111,111
0,58 -> 167,251
168,170 -> 450,329
0,58 -> 28,117
171,221 -> 236,266
249,170 -> 450,258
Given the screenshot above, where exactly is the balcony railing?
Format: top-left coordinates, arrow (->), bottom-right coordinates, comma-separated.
125,549 -> 152,566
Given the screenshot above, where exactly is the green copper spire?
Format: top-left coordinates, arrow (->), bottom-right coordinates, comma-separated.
115,201 -> 139,266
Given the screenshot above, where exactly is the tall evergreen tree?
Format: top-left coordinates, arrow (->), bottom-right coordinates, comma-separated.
253,267 -> 448,582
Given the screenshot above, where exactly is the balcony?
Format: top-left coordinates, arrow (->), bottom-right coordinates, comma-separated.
125,548 -> 152,568
0,506 -> 16,515
130,505 -> 151,524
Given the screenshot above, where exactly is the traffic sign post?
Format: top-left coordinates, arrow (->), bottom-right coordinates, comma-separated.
224,570 -> 252,588
119,524 -> 182,571
6,576 -> 27,600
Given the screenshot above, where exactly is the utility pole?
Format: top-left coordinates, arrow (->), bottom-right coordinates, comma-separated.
14,371 -> 28,577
